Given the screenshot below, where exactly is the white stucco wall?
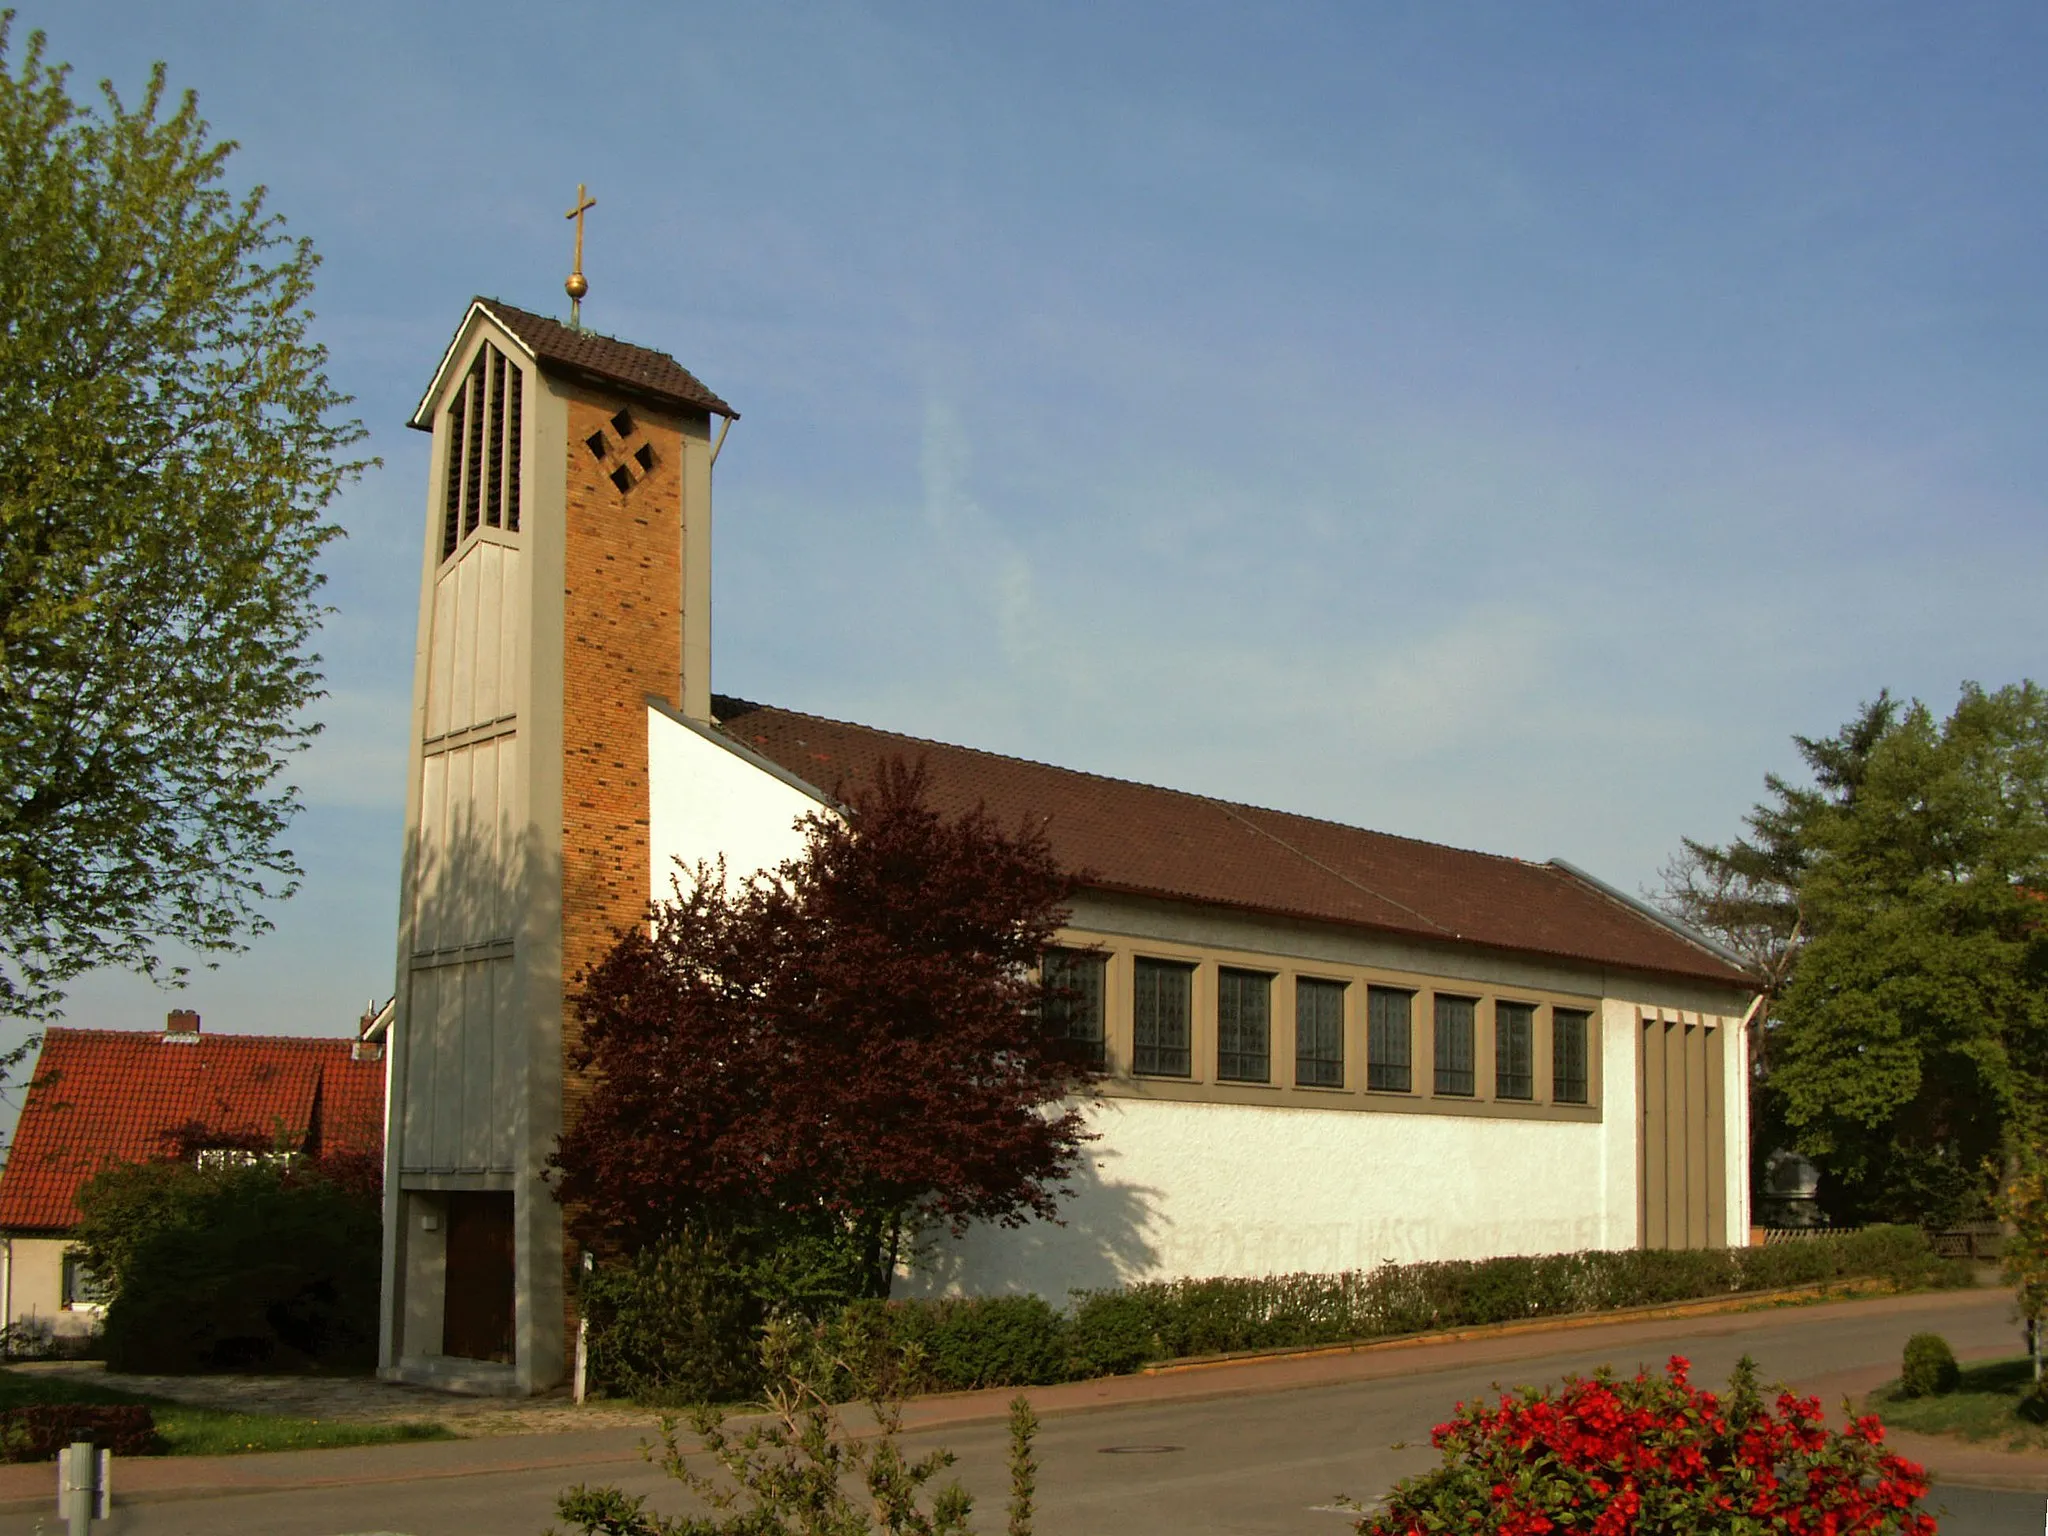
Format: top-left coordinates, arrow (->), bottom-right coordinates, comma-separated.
648,706 -> 827,899
3,1237 -> 98,1339
643,705 -> 1756,1291
901,1093 -> 1628,1301
1598,997 -> 1639,1249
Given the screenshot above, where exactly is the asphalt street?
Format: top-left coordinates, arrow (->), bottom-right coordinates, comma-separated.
7,1290 -> 2040,1536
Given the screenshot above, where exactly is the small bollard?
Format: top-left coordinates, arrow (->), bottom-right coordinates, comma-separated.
573,1315 -> 590,1405
54,1440 -> 109,1534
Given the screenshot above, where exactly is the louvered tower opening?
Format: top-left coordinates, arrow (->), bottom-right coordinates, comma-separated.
441,342 -> 525,561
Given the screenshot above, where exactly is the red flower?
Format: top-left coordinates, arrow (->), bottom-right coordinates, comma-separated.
1350,1358 -> 1935,1536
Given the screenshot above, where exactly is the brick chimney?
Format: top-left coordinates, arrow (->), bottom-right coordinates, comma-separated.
165,1009 -> 200,1036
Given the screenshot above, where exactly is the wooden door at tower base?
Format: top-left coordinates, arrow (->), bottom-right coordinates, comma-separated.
443,1191 -> 515,1362
1637,1017 -> 1726,1249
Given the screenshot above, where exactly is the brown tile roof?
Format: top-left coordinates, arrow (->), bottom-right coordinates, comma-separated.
411,298 -> 737,429
0,1029 -> 385,1233
480,298 -> 737,419
712,697 -> 1754,990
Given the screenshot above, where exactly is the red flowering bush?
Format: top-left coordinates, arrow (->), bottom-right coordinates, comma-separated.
1355,1355 -> 1934,1536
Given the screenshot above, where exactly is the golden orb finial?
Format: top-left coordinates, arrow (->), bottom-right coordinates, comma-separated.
564,183 -> 597,328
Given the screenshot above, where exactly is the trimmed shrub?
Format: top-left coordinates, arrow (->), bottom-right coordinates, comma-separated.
0,1404 -> 157,1462
591,1222 -> 1971,1401
843,1295 -> 1067,1392
1043,1228 -> 1961,1371
1066,1288 -> 1167,1377
89,1162 -> 380,1374
1899,1333 -> 1961,1398
583,1217 -> 882,1405
582,1229 -> 764,1407
1355,1356 -> 1933,1536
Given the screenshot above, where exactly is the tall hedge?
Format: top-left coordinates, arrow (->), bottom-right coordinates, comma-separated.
836,1225 -> 1971,1394
584,1223 -> 1970,1403
77,1159 -> 381,1373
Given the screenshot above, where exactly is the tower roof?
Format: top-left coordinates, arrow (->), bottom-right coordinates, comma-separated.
409,298 -> 737,430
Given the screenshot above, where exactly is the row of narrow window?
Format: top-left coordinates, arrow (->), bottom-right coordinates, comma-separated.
1043,950 -> 1590,1104
442,344 -> 523,560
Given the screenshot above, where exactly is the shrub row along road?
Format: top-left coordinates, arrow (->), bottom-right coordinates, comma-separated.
0,1288 -> 2034,1536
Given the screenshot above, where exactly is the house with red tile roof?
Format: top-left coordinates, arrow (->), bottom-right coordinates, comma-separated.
0,1009 -> 386,1342
379,297 -> 1761,1395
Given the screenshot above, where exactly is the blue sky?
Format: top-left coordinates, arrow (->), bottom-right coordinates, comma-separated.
24,2 -> 2048,1043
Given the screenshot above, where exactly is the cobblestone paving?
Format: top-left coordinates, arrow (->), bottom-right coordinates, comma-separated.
9,1360 -> 662,1435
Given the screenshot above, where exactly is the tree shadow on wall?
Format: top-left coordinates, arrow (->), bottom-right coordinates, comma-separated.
394,803 -> 552,1181
900,1125 -> 1164,1300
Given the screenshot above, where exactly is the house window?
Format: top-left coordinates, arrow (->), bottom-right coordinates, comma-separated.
1367,986 -> 1413,1092
61,1253 -> 106,1310
194,1146 -> 296,1172
1216,968 -> 1271,1083
1434,995 -> 1477,1096
1133,958 -> 1193,1077
1554,1008 -> 1591,1104
1295,977 -> 1345,1088
1042,948 -> 1107,1068
1496,1001 -> 1535,1100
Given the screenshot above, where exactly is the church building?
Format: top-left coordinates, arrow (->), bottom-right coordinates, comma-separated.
380,291 -> 1760,1395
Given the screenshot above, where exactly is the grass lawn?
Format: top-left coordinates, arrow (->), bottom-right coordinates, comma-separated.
0,1368 -> 457,1457
1868,1358 -> 2048,1452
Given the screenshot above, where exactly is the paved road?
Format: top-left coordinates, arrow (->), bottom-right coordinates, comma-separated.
9,1289 -> 2040,1536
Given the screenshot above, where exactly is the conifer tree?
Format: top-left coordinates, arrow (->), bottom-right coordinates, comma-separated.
1673,683 -> 2048,1225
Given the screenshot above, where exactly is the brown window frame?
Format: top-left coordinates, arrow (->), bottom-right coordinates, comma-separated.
1042,947 -> 1107,1069
1367,985 -> 1414,1093
1132,957 -> 1194,1078
1553,1007 -> 1591,1104
1433,994 -> 1477,1097
1495,1000 -> 1535,1101
1294,976 -> 1346,1088
1216,967 -> 1273,1083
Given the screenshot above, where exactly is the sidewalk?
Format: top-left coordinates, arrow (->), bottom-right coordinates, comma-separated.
1790,1360 -> 2048,1495
0,1285 -> 2033,1513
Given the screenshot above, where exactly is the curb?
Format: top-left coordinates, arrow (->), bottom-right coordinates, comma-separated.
882,1281 -> 1983,1440
0,1281 -> 2008,1514
0,1443 -> 654,1516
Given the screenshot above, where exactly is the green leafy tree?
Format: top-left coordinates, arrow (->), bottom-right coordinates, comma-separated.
1658,693 -> 1901,1006
1996,1150 -> 2048,1386
1658,695 -> 1900,1198
1677,684 -> 2048,1226
0,17 -> 367,1021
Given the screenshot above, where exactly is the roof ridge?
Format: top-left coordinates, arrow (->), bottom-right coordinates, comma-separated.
478,296 -> 678,361
40,1026 -> 357,1047
712,694 -> 1552,873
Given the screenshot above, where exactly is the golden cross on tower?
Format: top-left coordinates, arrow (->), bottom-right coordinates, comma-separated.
564,183 -> 597,328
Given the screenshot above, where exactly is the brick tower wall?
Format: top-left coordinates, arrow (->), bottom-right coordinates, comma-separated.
556,390 -> 689,1267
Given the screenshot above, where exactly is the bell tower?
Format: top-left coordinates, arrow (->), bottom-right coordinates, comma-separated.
379,292 -> 734,1393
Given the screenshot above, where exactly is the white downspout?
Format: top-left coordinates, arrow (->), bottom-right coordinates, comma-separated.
1735,993 -> 1765,1245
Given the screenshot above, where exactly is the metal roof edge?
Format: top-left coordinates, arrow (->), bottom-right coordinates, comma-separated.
1545,858 -> 1757,978
650,696 -> 843,811
407,299 -> 542,432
